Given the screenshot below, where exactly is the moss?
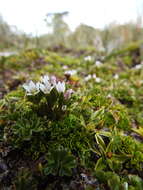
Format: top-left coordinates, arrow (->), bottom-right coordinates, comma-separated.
0,47 -> 143,189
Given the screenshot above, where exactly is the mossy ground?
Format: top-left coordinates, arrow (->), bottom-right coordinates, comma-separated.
0,46 -> 143,190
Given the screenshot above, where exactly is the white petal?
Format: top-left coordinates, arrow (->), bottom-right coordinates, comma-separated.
28,81 -> 37,91
39,83 -> 52,94
96,77 -> 101,83
23,84 -> 30,92
65,70 -> 77,76
56,81 -> 65,93
92,74 -> 96,79
41,75 -> 49,84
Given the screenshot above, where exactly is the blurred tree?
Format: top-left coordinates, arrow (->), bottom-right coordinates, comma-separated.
0,15 -> 12,48
101,19 -> 143,53
45,12 -> 70,46
0,15 -> 32,50
67,24 -> 104,52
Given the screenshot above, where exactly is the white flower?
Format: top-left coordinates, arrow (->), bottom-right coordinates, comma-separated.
39,75 -> 54,94
134,64 -> 142,69
36,82 -> 41,88
114,74 -> 119,79
85,74 -> 102,83
23,80 -> 39,95
92,74 -> 97,79
84,56 -> 92,61
64,70 -> 77,76
62,65 -> 68,70
56,81 -> 66,93
95,60 -> 102,67
39,82 -> 53,94
95,77 -> 101,83
107,94 -> 112,98
85,74 -> 92,81
41,75 -> 49,84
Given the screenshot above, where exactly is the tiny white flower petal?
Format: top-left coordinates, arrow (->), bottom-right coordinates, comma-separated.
41,75 -> 49,84
84,56 -> 92,61
39,83 -> 45,92
29,81 -> 36,90
23,83 -> 30,92
114,74 -> 119,79
45,80 -> 51,88
95,77 -> 101,83
107,94 -> 112,98
95,60 -> 102,66
62,65 -> 68,70
36,82 -> 41,89
134,64 -> 142,69
39,83 -> 52,94
23,80 -> 39,95
85,74 -> 92,81
64,70 -> 77,76
56,81 -> 65,93
92,74 -> 96,79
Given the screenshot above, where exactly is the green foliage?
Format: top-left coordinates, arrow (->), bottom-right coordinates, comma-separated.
44,149 -> 76,176
95,171 -> 143,190
14,168 -> 37,190
1,47 -> 143,189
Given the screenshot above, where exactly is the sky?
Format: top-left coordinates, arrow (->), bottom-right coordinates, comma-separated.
0,0 -> 143,36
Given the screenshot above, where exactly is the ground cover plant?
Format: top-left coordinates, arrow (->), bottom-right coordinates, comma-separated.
0,45 -> 143,190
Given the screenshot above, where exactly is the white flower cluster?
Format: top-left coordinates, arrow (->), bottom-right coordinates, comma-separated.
23,75 -> 66,95
85,74 -> 101,83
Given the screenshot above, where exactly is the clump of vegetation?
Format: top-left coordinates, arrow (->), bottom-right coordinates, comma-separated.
0,31 -> 143,189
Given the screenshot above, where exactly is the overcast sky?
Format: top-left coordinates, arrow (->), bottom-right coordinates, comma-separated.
0,0 -> 143,35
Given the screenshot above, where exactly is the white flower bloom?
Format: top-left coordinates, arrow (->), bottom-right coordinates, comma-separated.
95,77 -> 101,83
39,75 -> 54,94
92,74 -> 97,79
134,64 -> 142,69
85,74 -> 102,83
84,56 -> 92,61
41,75 -> 49,84
114,74 -> 119,79
62,65 -> 68,70
39,82 -> 53,94
95,60 -> 102,67
23,80 -> 39,95
85,74 -> 92,81
64,70 -> 77,76
56,81 -> 66,93
36,82 -> 41,89
107,94 -> 112,98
